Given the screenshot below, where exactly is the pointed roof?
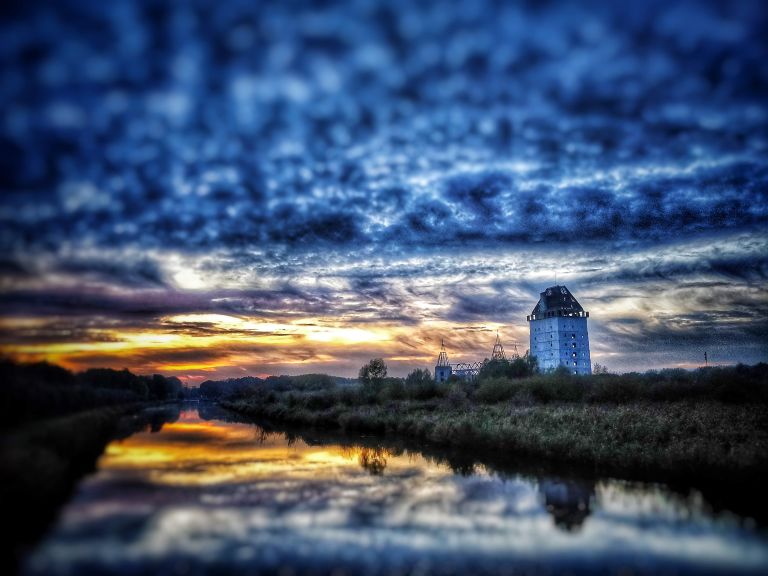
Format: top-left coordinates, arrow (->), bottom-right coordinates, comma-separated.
530,285 -> 585,316
491,332 -> 506,361
436,339 -> 450,366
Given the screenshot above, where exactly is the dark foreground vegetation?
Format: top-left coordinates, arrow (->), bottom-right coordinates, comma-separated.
222,361 -> 768,485
0,361 -> 184,574
0,360 -> 184,428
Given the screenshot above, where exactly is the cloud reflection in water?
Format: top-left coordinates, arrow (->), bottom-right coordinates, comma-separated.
23,407 -> 768,575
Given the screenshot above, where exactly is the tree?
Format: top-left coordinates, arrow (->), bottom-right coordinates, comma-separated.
359,358 -> 387,387
593,362 -> 609,375
79,368 -> 148,399
405,368 -> 432,387
405,368 -> 438,399
144,374 -> 184,401
524,350 -> 538,374
478,358 -> 510,380
477,351 -> 537,381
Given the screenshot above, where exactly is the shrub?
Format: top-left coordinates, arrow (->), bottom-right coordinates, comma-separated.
380,378 -> 406,401
405,368 -> 443,400
304,392 -> 337,410
477,352 -> 537,381
445,383 -> 469,408
475,377 -> 518,403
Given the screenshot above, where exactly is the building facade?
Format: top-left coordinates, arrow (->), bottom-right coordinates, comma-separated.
527,285 -> 591,375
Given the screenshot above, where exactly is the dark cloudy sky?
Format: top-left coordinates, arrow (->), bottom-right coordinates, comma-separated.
1,0 -> 766,381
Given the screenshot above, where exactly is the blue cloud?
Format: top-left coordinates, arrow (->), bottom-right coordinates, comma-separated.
0,0 -> 766,370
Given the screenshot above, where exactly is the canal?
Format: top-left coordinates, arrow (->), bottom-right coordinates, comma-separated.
22,404 -> 768,575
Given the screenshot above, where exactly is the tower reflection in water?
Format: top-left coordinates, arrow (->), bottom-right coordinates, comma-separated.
539,478 -> 596,531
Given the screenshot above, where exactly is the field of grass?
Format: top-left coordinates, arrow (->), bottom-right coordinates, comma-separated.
221,364 -> 768,482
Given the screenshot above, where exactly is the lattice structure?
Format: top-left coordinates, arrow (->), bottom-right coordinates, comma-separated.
491,332 -> 505,360
434,339 -> 453,383
436,339 -> 449,366
508,342 -> 523,358
435,334 -> 525,382
492,332 -> 523,360
451,361 -> 483,379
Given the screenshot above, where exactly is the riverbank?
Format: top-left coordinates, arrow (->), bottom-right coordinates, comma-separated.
210,401 -> 768,526
0,403 -> 181,575
221,395 -> 768,482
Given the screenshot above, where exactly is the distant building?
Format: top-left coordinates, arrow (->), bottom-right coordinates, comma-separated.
435,340 -> 453,383
527,285 -> 591,375
434,333 -> 518,382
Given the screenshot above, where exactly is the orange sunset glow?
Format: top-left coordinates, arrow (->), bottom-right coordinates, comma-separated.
101,412 -> 445,486
1,301 -> 519,382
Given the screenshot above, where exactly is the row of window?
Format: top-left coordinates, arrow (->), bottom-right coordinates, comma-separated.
536,342 -> 586,349
539,359 -> 587,371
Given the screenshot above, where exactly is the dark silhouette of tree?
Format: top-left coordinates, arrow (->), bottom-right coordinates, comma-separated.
593,362 -> 609,374
143,374 -> 183,401
359,358 -> 387,387
405,368 -> 439,399
0,360 -> 175,428
79,368 -> 149,399
478,351 -> 537,381
405,368 -> 432,387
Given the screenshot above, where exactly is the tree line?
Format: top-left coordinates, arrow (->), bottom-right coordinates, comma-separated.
0,360 -> 184,429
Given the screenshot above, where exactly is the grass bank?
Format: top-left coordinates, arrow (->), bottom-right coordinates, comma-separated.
223,398 -> 766,476
0,403 -> 181,575
221,365 -> 768,483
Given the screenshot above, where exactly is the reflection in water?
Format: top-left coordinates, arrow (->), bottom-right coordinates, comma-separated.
539,479 -> 595,532
22,405 -> 768,575
357,447 -> 389,475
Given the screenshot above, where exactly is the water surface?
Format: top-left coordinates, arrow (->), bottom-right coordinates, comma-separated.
24,404 -> 768,575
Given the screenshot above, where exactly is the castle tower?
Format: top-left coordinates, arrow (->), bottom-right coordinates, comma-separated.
527,285 -> 591,375
434,339 -> 453,383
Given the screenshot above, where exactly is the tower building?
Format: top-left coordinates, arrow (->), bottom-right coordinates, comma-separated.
527,285 -> 591,375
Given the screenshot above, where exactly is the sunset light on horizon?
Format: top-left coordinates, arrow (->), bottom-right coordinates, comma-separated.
1,0 -> 766,382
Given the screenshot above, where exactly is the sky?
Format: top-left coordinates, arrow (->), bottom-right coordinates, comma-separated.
1,0 -> 766,382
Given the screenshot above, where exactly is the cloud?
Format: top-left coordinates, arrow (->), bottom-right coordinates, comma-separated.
0,0 -> 766,375
56,258 -> 167,288
0,0 -> 766,256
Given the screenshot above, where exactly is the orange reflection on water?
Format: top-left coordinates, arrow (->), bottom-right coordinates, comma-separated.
100,410 -> 443,487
